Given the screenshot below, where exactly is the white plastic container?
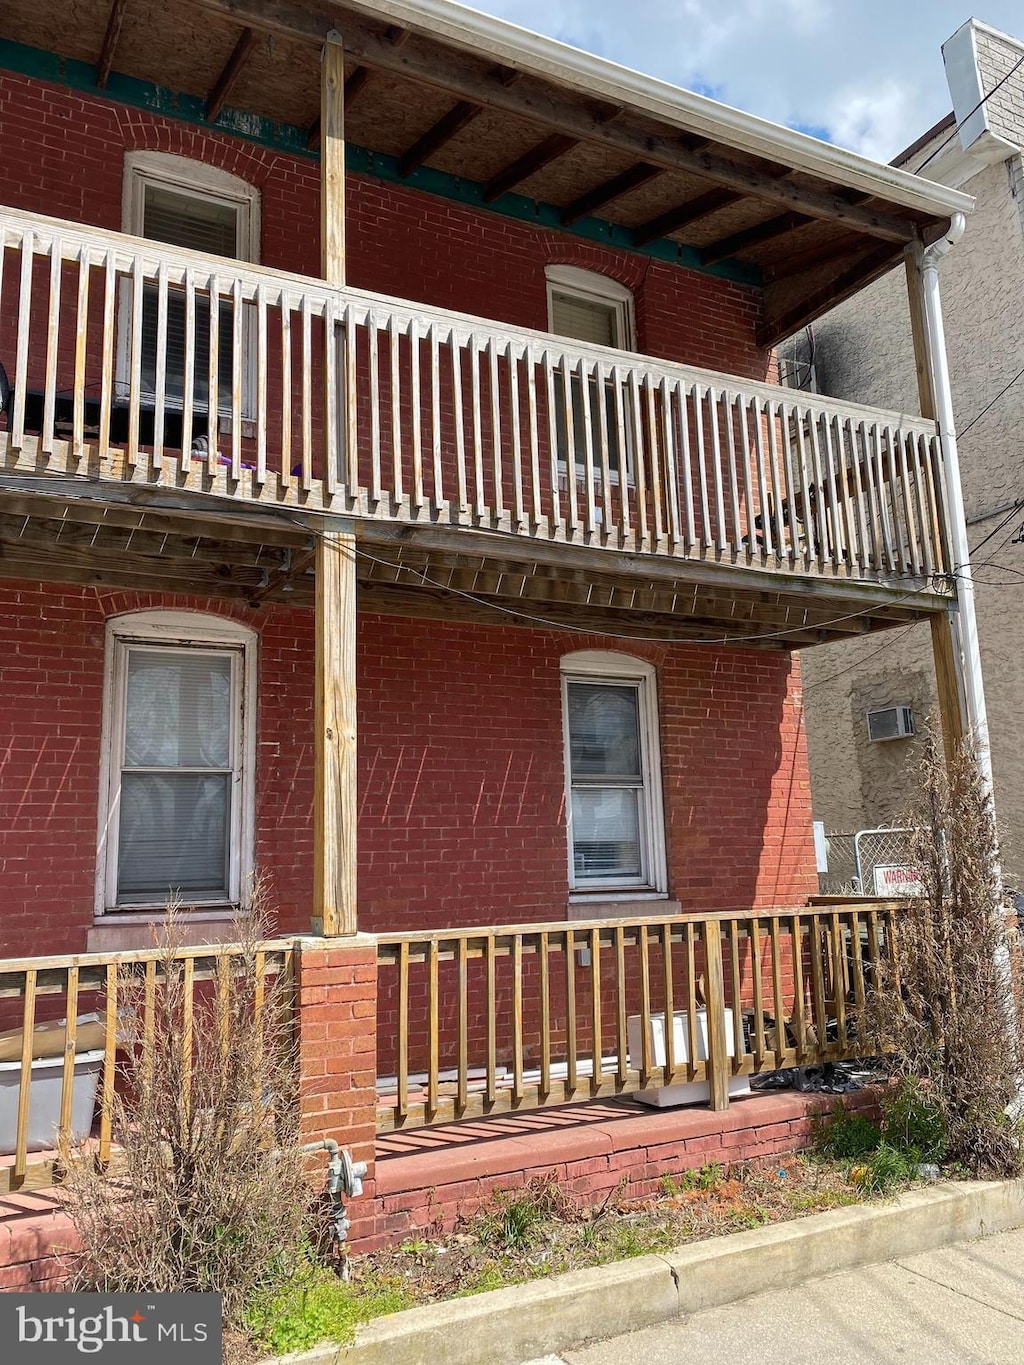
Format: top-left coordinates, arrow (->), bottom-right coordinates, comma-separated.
627,1009 -> 751,1107
0,1049 -> 104,1154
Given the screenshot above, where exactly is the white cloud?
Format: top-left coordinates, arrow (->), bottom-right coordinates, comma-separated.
825,79 -> 918,165
469,1 -> 1024,162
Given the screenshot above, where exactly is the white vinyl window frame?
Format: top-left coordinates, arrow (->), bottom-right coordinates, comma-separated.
560,650 -> 667,898
116,151 -> 261,421
545,266 -> 636,487
95,611 -> 257,918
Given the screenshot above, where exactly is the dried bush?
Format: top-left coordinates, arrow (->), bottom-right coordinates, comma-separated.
864,737 -> 1024,1175
60,889 -> 317,1359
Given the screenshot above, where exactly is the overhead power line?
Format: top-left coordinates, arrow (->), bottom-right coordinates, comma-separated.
915,51 -> 1024,173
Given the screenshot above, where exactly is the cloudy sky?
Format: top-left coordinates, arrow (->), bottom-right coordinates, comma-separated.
470,3 -> 1021,163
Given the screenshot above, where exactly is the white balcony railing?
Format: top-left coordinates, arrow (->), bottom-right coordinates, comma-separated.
0,206 -> 950,584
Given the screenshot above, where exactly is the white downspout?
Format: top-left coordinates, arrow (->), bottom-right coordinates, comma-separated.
920,218 -> 1016,1117
917,212 -> 994,801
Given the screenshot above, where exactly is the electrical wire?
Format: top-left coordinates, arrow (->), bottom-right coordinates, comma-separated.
345,535 -> 934,648
915,51 -> 1024,173
802,624 -> 917,691
956,365 -> 1024,442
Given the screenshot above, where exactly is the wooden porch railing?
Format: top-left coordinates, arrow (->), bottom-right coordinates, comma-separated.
375,903 -> 900,1132
0,205 -> 949,583
0,940 -> 295,1192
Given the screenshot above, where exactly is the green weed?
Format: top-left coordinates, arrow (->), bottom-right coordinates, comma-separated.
812,1103 -> 882,1160
248,1266 -> 410,1356
881,1078 -> 948,1163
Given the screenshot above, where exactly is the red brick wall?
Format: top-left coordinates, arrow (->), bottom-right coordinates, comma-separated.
364,1089 -> 881,1252
0,74 -> 816,957
0,581 -> 814,958
0,71 -> 767,379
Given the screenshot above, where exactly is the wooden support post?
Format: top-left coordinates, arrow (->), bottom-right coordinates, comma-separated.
904,251 -> 936,422
931,608 -> 966,770
909,249 -> 969,767
703,921 -> 731,1112
313,521 -> 358,936
321,32 -> 346,286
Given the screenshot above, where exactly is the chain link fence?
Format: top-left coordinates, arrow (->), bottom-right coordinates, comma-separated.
818,827 -> 920,896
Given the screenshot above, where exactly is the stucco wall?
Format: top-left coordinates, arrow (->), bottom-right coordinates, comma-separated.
790,125 -> 1024,883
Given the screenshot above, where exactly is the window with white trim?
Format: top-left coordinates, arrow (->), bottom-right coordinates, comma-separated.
97,612 -> 256,913
561,651 -> 666,895
119,152 -> 260,417
546,266 -> 635,481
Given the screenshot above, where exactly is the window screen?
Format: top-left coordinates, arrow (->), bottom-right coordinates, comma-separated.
566,680 -> 645,883
550,290 -> 620,348
138,183 -> 240,411
549,287 -> 630,475
115,648 -> 235,904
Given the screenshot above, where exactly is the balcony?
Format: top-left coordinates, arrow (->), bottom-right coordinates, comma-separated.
0,206 -> 952,640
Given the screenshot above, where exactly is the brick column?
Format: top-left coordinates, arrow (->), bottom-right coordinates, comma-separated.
295,936 -> 378,1241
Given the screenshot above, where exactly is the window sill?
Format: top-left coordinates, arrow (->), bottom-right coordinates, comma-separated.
566,895 -> 679,922
87,909 -> 241,953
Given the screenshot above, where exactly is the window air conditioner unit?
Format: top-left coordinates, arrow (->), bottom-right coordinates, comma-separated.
866,705 -> 915,742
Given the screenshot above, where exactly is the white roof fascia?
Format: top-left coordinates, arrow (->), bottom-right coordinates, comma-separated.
337,0 -> 974,222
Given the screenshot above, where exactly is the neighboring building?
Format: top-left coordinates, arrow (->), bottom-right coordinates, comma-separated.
782,17 -> 1024,887
0,0 -> 975,1251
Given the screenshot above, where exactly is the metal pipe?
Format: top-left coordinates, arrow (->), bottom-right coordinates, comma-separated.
917,213 -> 995,802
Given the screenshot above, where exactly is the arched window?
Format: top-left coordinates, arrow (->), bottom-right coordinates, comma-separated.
545,265 -> 635,350
97,611 -> 257,916
119,151 -> 261,420
560,650 -> 666,896
545,267 -> 637,483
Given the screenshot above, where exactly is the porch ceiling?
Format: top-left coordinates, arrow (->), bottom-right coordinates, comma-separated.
0,0 -> 972,346
0,490 -> 946,648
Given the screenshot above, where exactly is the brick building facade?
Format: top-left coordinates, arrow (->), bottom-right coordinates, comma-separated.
0,70 -> 816,959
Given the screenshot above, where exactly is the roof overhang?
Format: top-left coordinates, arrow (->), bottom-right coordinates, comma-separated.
0,0 -> 977,345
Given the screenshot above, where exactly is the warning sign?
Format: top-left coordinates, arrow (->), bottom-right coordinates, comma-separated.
873,864 -> 925,897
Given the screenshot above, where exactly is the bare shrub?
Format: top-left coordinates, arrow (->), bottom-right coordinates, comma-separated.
60,886 -> 316,1359
865,737 -> 1024,1174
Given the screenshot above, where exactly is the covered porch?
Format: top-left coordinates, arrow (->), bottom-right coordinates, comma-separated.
0,899 -> 893,1217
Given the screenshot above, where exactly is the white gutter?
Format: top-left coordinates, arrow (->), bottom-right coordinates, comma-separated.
917,212 -> 993,798
338,0 -> 975,222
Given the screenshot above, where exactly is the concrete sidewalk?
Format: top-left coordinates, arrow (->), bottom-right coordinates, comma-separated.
546,1226 -> 1024,1365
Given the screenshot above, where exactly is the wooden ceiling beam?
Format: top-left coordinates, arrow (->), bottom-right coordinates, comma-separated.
189,0 -> 919,243
96,0 -> 130,90
355,579 -> 793,646
0,515 -> 291,570
762,232 -> 866,282
482,132 -> 579,203
0,494 -> 308,549
358,553 -> 903,636
562,162 -> 664,226
398,100 -> 483,178
207,27 -> 259,122
699,209 -> 810,266
0,556 -> 266,599
360,520 -> 944,612
632,188 -> 741,247
758,242 -> 903,348
248,546 -> 316,604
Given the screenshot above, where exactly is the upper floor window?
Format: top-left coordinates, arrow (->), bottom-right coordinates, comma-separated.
545,266 -> 635,481
119,152 -> 260,419
97,612 -> 257,915
546,265 -> 635,350
560,651 -> 666,896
